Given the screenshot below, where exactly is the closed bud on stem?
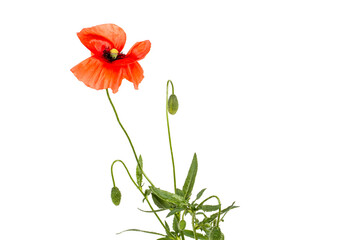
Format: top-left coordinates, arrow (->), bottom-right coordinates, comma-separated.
167,94 -> 179,115
111,186 -> 122,206
179,219 -> 186,230
209,226 -> 224,240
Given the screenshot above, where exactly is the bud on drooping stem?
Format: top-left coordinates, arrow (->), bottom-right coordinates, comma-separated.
167,94 -> 179,115
111,186 -> 122,206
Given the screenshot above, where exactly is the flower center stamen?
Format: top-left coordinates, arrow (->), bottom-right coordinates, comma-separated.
103,48 -> 126,62
109,48 -> 119,60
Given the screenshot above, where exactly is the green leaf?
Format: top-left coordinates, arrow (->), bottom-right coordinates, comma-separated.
193,188 -> 206,203
117,228 -> 166,237
220,201 -> 239,215
183,230 -> 208,240
142,189 -> 151,202
151,193 -> 174,209
176,188 -> 185,197
150,186 -> 186,206
136,155 -> 143,188
164,221 -> 170,233
172,215 -> 180,234
182,153 -> 198,200
166,207 -> 185,218
198,204 -> 220,212
137,208 -> 166,213
204,202 -> 239,224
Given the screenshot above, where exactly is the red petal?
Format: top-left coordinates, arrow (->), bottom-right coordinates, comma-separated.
122,61 -> 144,89
71,56 -> 124,93
77,24 -> 126,56
126,40 -> 151,61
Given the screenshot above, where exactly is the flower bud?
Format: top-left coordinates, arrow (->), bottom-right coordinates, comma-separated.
111,186 -> 121,206
167,94 -> 179,115
209,227 -> 224,240
179,220 -> 186,230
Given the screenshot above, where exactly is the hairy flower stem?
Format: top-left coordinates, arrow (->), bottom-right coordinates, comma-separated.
111,160 -> 173,237
106,89 -> 154,187
198,195 -> 222,227
166,80 -> 177,193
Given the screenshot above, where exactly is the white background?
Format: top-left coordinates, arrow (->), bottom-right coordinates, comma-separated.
1,0 -> 360,239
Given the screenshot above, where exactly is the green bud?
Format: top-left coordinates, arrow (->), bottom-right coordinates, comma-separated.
167,94 -> 179,115
209,226 -> 224,240
111,186 -> 121,206
179,219 -> 186,230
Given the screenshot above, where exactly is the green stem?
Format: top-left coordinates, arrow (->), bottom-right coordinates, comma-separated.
111,160 -> 172,237
106,89 -> 154,187
198,195 -> 222,227
166,80 -> 177,193
192,212 -> 198,240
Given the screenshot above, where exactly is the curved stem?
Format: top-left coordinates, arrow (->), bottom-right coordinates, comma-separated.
166,80 -> 177,193
106,89 -> 155,187
111,160 -> 172,237
197,195 -> 222,227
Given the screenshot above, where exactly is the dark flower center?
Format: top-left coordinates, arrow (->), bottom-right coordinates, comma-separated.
103,49 -> 125,62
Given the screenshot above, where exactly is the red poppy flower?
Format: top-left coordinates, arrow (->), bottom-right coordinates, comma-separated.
71,24 -> 151,93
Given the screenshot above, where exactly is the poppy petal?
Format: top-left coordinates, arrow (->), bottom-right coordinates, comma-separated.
122,61 -> 144,89
71,56 -> 124,93
77,24 -> 127,56
126,40 -> 151,61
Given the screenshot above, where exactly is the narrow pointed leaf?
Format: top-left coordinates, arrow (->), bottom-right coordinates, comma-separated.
176,188 -> 185,197
136,155 -> 143,188
150,186 -> 186,206
183,230 -> 208,240
166,207 -> 185,218
198,204 -> 220,212
164,221 -> 170,232
151,193 -> 174,209
172,215 -> 180,233
137,208 -> 166,213
182,153 -> 198,200
117,229 -> 166,237
193,188 -> 206,203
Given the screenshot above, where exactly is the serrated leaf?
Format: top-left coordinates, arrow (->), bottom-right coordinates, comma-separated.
183,230 -> 208,240
220,201 -> 239,215
176,188 -> 185,197
193,188 -> 206,203
182,153 -> 198,200
150,186 -> 186,206
166,207 -> 185,218
199,204 -> 220,212
204,202 -> 239,224
151,193 -> 174,209
172,215 -> 179,234
136,155 -> 143,188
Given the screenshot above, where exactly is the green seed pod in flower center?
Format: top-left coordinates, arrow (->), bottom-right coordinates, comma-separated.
111,186 -> 121,206
168,94 -> 179,115
209,226 -> 224,240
